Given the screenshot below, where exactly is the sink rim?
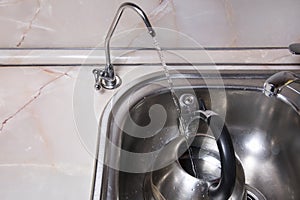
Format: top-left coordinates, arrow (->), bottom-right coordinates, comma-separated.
91,70 -> 300,200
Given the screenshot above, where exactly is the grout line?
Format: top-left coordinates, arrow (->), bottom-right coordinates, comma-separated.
0,63 -> 299,67
0,47 -> 289,51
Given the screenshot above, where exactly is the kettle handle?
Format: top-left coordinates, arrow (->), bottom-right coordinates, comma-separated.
207,115 -> 236,200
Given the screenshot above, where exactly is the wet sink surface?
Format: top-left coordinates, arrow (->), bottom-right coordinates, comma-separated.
93,71 -> 300,200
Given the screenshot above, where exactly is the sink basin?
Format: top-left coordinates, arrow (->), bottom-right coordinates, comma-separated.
92,70 -> 300,200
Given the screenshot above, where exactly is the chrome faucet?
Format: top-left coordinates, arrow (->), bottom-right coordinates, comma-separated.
93,2 -> 156,90
263,71 -> 300,115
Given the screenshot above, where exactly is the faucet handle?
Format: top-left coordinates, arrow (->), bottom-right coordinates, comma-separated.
92,68 -> 122,91
92,69 -> 104,90
289,43 -> 300,55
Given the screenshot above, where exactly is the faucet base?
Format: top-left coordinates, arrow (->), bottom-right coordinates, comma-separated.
101,75 -> 122,90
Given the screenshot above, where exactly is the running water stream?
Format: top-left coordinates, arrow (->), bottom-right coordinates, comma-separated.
152,36 -> 198,178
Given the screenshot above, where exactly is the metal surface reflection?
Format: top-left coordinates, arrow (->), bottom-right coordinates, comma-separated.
93,71 -> 300,200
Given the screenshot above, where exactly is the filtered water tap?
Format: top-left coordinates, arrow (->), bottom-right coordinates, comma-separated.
93,2 -> 156,90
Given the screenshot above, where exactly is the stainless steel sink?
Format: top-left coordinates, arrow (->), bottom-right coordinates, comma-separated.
92,70 -> 300,200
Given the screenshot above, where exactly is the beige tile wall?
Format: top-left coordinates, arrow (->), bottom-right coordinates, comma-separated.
0,0 -> 300,48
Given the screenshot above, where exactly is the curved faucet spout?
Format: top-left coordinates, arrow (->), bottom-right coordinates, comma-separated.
104,2 -> 156,79
93,2 -> 156,90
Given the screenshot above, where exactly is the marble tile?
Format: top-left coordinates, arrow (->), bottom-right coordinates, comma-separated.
0,67 -> 95,199
0,0 -> 300,48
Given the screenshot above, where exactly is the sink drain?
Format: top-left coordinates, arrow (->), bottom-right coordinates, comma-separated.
245,185 -> 266,200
